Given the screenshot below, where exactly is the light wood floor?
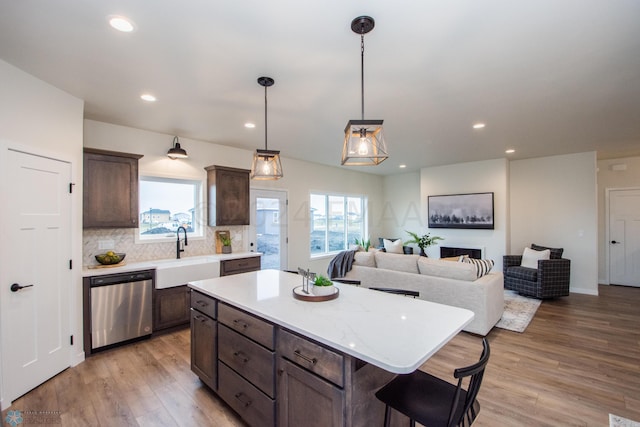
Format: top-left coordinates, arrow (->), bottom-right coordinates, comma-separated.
3,285 -> 639,427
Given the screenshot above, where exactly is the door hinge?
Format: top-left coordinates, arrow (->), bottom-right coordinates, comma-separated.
69,259 -> 73,269
69,182 -> 75,193
70,335 -> 74,345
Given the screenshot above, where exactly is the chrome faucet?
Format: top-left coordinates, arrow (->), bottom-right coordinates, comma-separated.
176,226 -> 188,259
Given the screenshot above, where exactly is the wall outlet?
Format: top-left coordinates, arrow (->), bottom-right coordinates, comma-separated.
98,239 -> 115,250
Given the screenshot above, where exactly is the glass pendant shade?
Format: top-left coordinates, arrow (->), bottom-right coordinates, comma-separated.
250,149 -> 283,180
341,119 -> 388,166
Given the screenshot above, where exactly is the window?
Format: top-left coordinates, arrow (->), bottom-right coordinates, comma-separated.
310,193 -> 366,256
138,176 -> 203,241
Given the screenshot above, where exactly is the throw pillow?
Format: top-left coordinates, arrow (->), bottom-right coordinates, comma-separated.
463,257 -> 495,278
383,238 -> 404,254
531,243 -> 563,259
521,247 -> 550,269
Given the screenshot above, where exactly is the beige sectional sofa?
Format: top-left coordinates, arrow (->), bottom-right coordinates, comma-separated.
341,251 -> 504,336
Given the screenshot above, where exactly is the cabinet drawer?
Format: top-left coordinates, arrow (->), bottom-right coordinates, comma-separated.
218,362 -> 275,427
218,303 -> 275,350
278,329 -> 345,388
219,325 -> 275,398
220,257 -> 261,276
190,291 -> 216,319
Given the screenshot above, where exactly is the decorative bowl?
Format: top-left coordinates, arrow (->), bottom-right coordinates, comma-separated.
95,252 -> 126,265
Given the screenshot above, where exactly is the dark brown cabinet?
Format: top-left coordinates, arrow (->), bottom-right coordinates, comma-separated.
153,285 -> 190,332
220,256 -> 261,276
205,165 -> 250,226
83,148 -> 143,228
276,358 -> 345,427
191,291 -> 217,391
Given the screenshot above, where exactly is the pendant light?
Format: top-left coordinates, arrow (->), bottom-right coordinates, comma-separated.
250,76 -> 283,180
167,136 -> 188,159
341,16 -> 388,166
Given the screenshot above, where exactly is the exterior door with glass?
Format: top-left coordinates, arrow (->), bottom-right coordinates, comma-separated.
250,189 -> 288,270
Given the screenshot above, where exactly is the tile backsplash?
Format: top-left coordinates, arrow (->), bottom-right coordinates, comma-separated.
83,226 -> 247,266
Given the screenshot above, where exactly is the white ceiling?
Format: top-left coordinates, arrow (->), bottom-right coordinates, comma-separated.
1,0 -> 640,175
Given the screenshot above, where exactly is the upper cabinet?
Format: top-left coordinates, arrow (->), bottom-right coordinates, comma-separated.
205,165 -> 250,226
83,148 -> 143,228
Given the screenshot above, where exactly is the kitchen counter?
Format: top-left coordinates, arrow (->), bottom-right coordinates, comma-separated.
82,252 -> 261,277
189,269 -> 474,374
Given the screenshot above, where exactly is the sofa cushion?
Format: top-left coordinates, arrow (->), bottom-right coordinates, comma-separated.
521,247 -> 550,268
531,243 -> 563,259
441,255 -> 468,262
463,258 -> 495,278
374,252 -> 420,274
505,265 -> 538,282
353,251 -> 376,268
383,238 -> 404,254
418,257 -> 477,282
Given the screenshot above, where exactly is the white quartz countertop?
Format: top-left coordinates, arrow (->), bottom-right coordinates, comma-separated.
82,252 -> 261,277
189,269 -> 474,374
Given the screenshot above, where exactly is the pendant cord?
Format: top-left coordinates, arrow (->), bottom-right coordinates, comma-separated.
360,33 -> 365,120
264,84 -> 268,150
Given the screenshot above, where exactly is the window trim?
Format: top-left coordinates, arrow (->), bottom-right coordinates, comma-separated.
136,174 -> 205,244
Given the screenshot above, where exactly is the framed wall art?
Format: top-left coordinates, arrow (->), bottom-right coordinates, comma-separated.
428,192 -> 494,229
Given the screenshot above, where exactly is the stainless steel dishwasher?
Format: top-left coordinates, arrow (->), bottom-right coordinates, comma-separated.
90,270 -> 153,350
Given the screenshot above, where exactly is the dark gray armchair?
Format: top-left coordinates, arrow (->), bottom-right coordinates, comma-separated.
503,244 -> 570,299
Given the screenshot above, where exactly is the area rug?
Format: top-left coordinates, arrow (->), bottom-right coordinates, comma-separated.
610,414 -> 640,427
495,290 -> 542,333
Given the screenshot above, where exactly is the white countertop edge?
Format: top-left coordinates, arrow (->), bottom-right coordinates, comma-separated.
82,252 -> 261,277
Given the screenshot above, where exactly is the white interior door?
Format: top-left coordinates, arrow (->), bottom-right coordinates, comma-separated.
249,189 -> 287,270
0,148 -> 71,405
609,188 -> 640,287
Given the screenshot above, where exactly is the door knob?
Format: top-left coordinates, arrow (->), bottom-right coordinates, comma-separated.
10,283 -> 34,292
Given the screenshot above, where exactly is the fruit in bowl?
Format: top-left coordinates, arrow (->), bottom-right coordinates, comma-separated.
95,251 -> 126,265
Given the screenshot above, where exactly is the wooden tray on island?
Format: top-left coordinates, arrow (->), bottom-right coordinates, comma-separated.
292,286 -> 339,302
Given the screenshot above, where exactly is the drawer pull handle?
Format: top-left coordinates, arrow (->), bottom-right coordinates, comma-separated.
194,315 -> 207,323
235,392 -> 253,407
195,300 -> 208,307
294,350 -> 317,365
233,351 -> 249,363
238,262 -> 248,267
233,319 -> 249,329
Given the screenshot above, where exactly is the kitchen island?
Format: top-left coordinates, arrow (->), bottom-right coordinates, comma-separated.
189,269 -> 474,427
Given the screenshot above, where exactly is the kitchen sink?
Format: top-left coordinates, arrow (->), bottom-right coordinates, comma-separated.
154,256 -> 220,289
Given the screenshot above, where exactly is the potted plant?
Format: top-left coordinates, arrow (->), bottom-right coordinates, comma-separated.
405,230 -> 443,257
354,237 -> 371,252
219,233 -> 232,254
312,274 -> 335,296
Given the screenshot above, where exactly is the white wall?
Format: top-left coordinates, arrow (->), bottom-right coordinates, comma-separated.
510,152 -> 598,295
0,60 -> 84,407
596,156 -> 640,284
379,171 -> 422,247
84,120 -> 385,274
419,159 -> 509,268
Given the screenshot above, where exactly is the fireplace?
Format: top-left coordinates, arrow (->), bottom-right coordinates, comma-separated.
440,246 -> 483,259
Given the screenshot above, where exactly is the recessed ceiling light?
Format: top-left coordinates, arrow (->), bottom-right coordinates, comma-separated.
399,164 -> 407,168
505,149 -> 515,154
473,123 -> 486,129
108,15 -> 135,32
244,123 -> 256,129
140,93 -> 156,102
